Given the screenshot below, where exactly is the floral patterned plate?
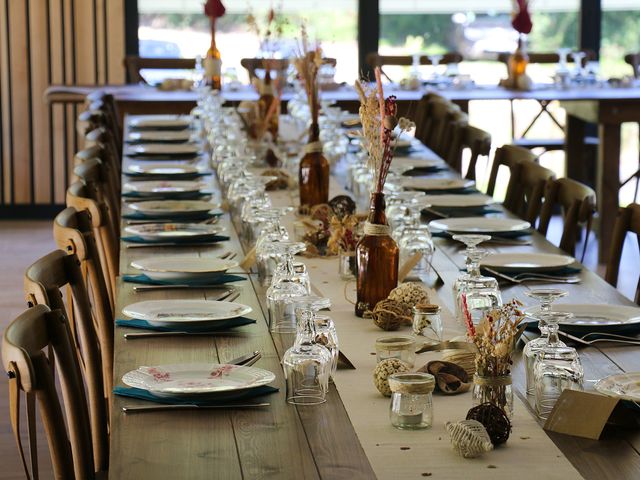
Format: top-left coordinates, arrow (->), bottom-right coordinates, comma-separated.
124,223 -> 224,241
595,373 -> 640,402
130,256 -> 238,281
122,363 -> 275,396
122,299 -> 252,326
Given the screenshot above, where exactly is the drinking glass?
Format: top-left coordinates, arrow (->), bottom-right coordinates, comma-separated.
533,311 -> 584,420
314,314 -> 339,381
397,225 -> 434,274
523,289 -> 569,395
266,242 -> 308,333
283,296 -> 333,405
452,234 -> 502,324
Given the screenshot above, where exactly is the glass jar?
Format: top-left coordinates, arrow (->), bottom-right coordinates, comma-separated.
412,304 -> 443,344
338,250 -> 356,279
355,192 -> 399,317
299,123 -> 330,208
472,374 -> 514,418
375,336 -> 416,367
388,373 -> 435,430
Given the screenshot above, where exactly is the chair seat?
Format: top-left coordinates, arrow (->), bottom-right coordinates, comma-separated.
512,136 -> 599,151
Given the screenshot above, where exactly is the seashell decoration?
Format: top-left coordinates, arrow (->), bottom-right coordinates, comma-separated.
445,420 -> 494,458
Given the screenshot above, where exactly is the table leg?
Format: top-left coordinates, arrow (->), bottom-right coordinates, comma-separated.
597,122 -> 622,262
565,114 -> 588,183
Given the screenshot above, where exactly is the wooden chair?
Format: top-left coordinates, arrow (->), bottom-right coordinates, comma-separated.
412,92 -> 446,143
486,145 -> 555,224
74,157 -> 120,238
240,58 -> 290,81
625,53 -> 640,78
2,305 -> 105,479
366,52 -> 463,69
24,251 -> 110,474
458,124 -> 492,181
54,207 -> 115,377
86,91 -> 122,151
605,203 -> 640,304
425,99 -> 467,160
66,182 -> 118,303
75,144 -> 121,203
538,178 -> 596,260
84,125 -> 122,172
124,56 -> 196,84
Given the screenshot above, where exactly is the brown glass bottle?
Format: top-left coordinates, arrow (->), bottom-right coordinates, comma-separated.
204,18 -> 222,90
258,68 -> 280,166
299,123 -> 329,207
355,192 -> 399,317
508,36 -> 529,84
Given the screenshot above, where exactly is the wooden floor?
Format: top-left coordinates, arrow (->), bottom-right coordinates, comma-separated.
0,217 -> 637,478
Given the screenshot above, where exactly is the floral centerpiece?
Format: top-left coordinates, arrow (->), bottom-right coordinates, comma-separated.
500,0 -> 533,90
462,297 -> 526,416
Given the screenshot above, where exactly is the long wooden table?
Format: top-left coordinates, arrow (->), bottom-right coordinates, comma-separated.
110,114 -> 640,479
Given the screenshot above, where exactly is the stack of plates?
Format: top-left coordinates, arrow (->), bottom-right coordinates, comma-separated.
128,200 -> 219,218
122,363 -> 275,399
126,130 -> 193,143
123,180 -> 205,197
420,194 -> 496,208
126,144 -> 200,158
123,299 -> 252,327
525,304 -> 640,335
428,217 -> 530,234
124,223 -> 224,242
130,256 -> 238,281
481,253 -> 575,272
125,163 -> 201,177
403,178 -> 474,192
129,116 -> 191,131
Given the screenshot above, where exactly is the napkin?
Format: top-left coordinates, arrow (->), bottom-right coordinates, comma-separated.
114,385 -> 279,405
432,228 -> 533,239
122,235 -> 230,244
123,211 -> 223,221
115,316 -> 256,332
122,273 -> 246,285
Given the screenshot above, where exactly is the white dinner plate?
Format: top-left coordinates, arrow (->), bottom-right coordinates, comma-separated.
126,163 -> 199,176
525,304 -> 640,329
130,256 -> 238,281
421,194 -> 496,208
124,223 -> 224,241
594,373 -> 640,402
122,363 -> 275,397
428,217 -> 531,233
129,116 -> 191,129
127,131 -> 193,143
390,158 -> 443,171
122,299 -> 252,326
123,180 -> 204,195
394,139 -> 413,149
127,144 -> 200,156
402,178 -> 474,191
128,200 -> 218,217
481,252 -> 574,270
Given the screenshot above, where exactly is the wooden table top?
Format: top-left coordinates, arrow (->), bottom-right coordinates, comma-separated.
109,114 -> 640,479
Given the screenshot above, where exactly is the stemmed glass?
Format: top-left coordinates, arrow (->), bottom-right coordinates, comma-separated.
428,54 -> 443,83
283,296 -> 333,405
452,234 -> 502,324
523,289 -> 568,395
533,311 -> 584,420
571,52 -> 587,80
266,241 -> 308,333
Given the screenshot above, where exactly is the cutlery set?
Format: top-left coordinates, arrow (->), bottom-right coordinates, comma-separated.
483,266 -> 580,284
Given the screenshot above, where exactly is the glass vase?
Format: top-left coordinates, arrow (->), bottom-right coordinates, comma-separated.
472,374 -> 514,418
298,123 -> 329,207
355,192 -> 399,317
338,250 -> 356,279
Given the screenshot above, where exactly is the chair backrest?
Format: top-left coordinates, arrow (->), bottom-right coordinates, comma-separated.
66,182 -> 118,302
496,50 -> 596,66
23,250 -> 109,473
2,305 -> 98,480
54,207 -> 114,386
124,55 -> 196,84
538,178 -> 596,259
366,52 -> 463,68
84,125 -> 122,172
487,145 -> 554,223
74,157 -> 120,237
461,124 -> 492,181
427,100 -> 468,159
240,58 -> 290,81
624,53 -> 640,79
605,203 -> 640,303
413,92 -> 446,143
86,91 -> 122,150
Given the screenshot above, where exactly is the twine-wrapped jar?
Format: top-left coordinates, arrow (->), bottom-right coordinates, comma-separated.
388,372 -> 436,429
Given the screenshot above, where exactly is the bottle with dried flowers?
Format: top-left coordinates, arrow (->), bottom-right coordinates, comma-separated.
354,68 -> 414,317
507,0 -> 532,90
294,28 -> 329,207
462,296 -> 526,417
203,0 -> 226,90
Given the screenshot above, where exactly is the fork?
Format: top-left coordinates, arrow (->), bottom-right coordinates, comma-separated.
483,267 -> 580,284
558,330 -> 640,346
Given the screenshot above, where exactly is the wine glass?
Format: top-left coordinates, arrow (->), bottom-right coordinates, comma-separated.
571,52 -> 587,79
428,54 -> 443,82
266,241 -> 308,333
533,311 -> 584,420
283,296 -> 333,405
452,234 -> 502,324
523,289 -> 568,395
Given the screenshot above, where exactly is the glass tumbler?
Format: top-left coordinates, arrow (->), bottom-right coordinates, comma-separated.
389,372 -> 435,430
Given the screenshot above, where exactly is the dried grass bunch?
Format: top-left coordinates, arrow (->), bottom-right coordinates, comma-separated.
246,4 -> 288,56
355,67 -> 415,193
327,214 -> 361,254
462,297 -> 526,378
293,24 -> 322,126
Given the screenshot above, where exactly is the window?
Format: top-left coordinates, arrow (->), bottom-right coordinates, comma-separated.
137,0 -> 358,84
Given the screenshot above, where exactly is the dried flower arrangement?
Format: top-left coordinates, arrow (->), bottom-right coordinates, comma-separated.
327,215 -> 360,255
293,24 -> 322,129
511,0 -> 532,35
246,4 -> 288,58
355,68 -> 415,194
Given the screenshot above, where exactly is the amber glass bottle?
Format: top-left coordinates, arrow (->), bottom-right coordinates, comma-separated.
204,19 -> 222,90
508,36 -> 529,84
355,192 -> 399,317
258,68 -> 280,166
299,123 -> 329,207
